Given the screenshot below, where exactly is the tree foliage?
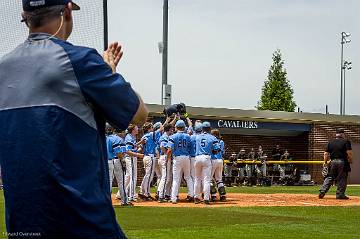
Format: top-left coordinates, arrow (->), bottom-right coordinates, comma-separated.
257,49 -> 296,112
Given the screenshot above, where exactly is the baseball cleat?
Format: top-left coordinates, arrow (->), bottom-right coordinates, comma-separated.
210,196 -> 216,202
165,195 -> 171,201
194,198 -> 201,204
121,202 -> 134,207
318,192 -> 325,199
220,196 -> 227,202
336,195 -> 349,200
158,198 -> 166,203
148,195 -> 156,201
138,193 -> 146,198
204,200 -> 210,205
186,195 -> 194,202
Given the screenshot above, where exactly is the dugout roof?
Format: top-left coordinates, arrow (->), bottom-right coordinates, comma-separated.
146,104 -> 360,136
146,104 -> 360,126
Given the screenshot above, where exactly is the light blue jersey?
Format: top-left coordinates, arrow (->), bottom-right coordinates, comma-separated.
125,133 -> 137,155
159,132 -> 170,155
168,131 -> 191,157
106,135 -> 116,160
211,140 -> 225,160
189,133 -> 200,157
142,130 -> 161,155
106,134 -> 126,160
195,132 -> 220,156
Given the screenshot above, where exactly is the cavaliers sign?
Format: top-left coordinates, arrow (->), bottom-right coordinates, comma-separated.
217,120 -> 258,129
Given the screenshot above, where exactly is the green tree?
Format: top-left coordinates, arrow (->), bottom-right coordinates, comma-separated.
257,49 -> 297,112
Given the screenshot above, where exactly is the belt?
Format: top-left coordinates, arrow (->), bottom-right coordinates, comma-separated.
145,154 -> 155,157
174,155 -> 189,157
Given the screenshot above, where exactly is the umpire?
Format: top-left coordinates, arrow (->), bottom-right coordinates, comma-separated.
319,129 -> 353,199
0,0 -> 147,238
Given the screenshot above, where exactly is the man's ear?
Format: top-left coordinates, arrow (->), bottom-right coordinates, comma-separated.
21,12 -> 29,27
64,2 -> 73,22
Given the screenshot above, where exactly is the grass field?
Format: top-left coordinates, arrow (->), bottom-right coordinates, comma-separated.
1,186 -> 360,239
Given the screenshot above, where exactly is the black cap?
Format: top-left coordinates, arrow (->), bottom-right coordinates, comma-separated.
336,128 -> 345,134
22,0 -> 80,12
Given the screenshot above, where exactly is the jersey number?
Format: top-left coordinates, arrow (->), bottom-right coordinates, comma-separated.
200,139 -> 206,148
178,139 -> 187,148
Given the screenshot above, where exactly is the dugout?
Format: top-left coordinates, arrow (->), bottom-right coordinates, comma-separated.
146,104 -> 360,184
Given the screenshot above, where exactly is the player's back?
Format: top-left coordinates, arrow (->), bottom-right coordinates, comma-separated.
170,131 -> 191,156
212,139 -> 225,159
142,130 -> 161,155
196,133 -> 218,156
0,34 -> 131,238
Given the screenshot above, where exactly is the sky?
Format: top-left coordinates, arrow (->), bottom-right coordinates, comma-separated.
0,1 -> 358,115
107,0 -> 359,116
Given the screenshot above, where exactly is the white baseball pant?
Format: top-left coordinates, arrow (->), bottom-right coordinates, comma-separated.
125,156 -> 137,200
113,158 -> 128,204
157,155 -> 172,199
190,157 -> 196,182
194,155 -> 212,201
278,165 -> 285,179
140,155 -> 155,197
153,157 -> 162,187
171,155 -> 194,202
108,159 -> 114,193
211,159 -> 225,189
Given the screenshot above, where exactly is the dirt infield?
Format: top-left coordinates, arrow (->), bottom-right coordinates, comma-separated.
112,193 -> 360,208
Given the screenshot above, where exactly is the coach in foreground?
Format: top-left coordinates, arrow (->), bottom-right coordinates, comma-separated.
319,129 -> 353,199
0,0 -> 147,238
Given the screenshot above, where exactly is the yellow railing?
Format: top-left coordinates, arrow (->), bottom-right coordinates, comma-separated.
223,160 -> 324,165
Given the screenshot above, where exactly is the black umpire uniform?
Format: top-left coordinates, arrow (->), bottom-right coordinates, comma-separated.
319,129 -> 353,199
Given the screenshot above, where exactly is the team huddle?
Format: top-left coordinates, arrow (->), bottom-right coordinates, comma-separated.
106,115 -> 226,206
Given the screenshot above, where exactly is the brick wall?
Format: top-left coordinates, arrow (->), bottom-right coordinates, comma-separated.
222,133 -> 309,160
308,124 -> 360,183
131,119 -> 360,185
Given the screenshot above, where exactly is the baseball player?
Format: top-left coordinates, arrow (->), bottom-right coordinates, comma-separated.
210,129 -> 226,201
0,1 -> 148,237
246,148 -> 256,186
194,122 -> 220,205
106,128 -> 131,206
124,124 -> 144,202
157,124 -> 174,202
113,130 -> 130,204
190,122 -> 203,186
254,146 -> 267,185
167,120 -> 194,204
106,125 -> 116,192
153,122 -> 163,190
139,122 -> 162,200
236,149 -> 247,185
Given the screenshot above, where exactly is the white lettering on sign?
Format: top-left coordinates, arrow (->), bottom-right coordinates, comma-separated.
217,120 -> 258,129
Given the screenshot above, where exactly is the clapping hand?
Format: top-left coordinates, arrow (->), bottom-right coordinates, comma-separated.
103,42 -> 123,73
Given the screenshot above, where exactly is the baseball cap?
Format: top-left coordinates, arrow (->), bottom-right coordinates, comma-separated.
336,128 -> 345,134
153,122 -> 162,131
22,0 -> 80,12
175,120 -> 186,128
194,122 -> 203,132
202,121 -> 211,128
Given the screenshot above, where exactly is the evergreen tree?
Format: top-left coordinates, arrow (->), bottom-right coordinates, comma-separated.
257,49 -> 296,112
